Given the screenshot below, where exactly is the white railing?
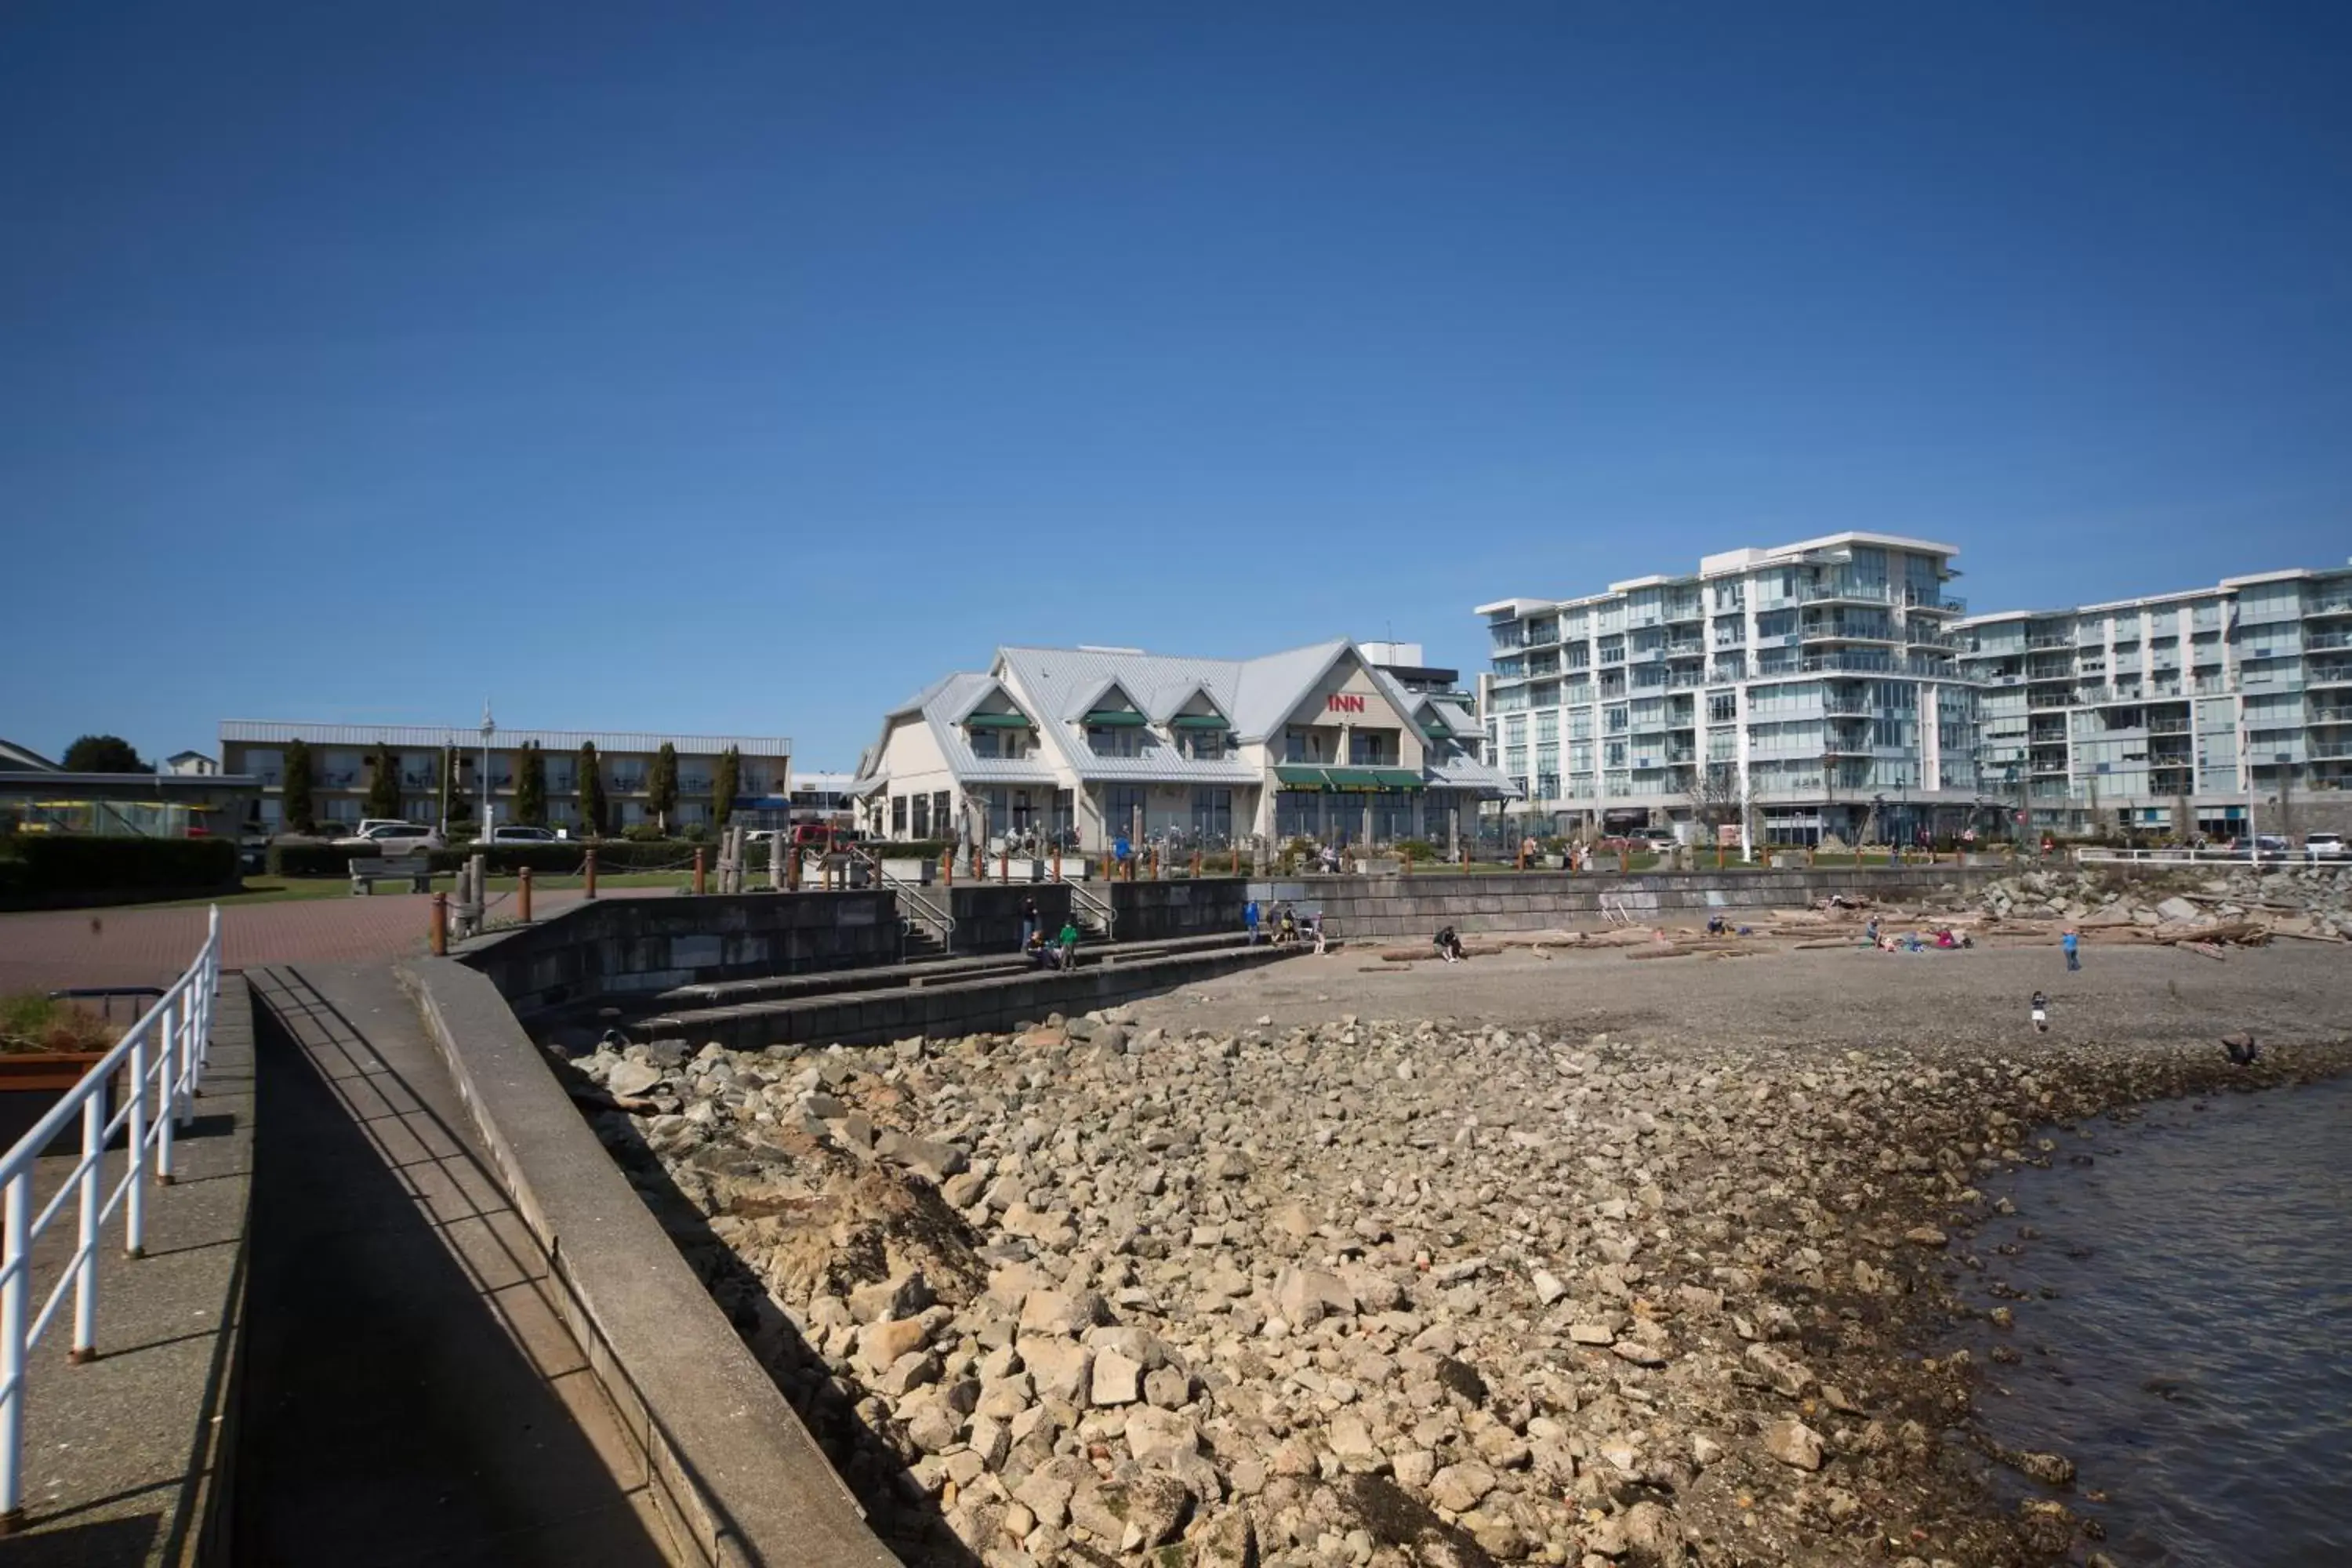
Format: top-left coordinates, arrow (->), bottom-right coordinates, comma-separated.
0,907 -> 221,1528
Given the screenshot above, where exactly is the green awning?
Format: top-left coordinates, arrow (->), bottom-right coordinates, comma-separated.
964,713 -> 1031,730
1323,768 -> 1387,790
1169,714 -> 1230,730
1274,764 -> 1330,789
1372,768 -> 1425,789
1083,710 -> 1149,728
1420,721 -> 1452,739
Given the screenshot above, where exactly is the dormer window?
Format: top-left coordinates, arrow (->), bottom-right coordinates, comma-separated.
965,708 -> 1032,760
1168,710 -> 1230,760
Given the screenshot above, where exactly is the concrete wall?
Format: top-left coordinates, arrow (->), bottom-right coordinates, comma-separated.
401,961 -> 896,1568
946,883 -> 1075,953
673,944 -> 1302,1052
1265,866 -> 2006,939
461,891 -> 902,1016
1108,877 -> 1252,941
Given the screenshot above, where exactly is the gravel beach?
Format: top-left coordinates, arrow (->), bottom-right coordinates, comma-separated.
573,937 -> 2352,1568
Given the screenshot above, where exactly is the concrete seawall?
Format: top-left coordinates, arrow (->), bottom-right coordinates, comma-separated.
1271,866 -> 2005,939
401,959 -> 898,1568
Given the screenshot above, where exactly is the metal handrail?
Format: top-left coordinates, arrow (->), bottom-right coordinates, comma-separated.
1066,880 -> 1116,942
850,847 -> 956,953
0,906 -> 221,1530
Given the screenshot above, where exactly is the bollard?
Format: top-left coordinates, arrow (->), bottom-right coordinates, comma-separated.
942,852 -> 953,888
583,848 -> 598,898
1229,846 -> 1239,876
1000,846 -> 1010,884
517,866 -> 533,923
694,848 -> 706,896
430,891 -> 449,956
1192,849 -> 1202,879
1052,845 -> 1062,883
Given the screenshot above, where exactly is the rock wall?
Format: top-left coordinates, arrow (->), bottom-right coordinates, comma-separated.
462,891 -> 903,1016
1271,866 -> 2009,939
948,884 -> 1076,953
1109,878 -> 1253,942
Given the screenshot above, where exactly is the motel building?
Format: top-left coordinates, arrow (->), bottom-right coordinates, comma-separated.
853,640 -> 1515,856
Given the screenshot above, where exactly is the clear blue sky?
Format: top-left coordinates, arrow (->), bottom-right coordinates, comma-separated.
5,3 -> 2349,769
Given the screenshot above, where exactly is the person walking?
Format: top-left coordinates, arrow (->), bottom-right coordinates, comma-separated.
2061,927 -> 2080,971
1244,898 -> 1261,945
1018,895 -> 1040,949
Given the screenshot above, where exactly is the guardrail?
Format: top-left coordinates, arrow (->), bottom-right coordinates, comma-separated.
0,907 -> 221,1532
1067,880 -> 1116,942
2074,847 -> 2343,866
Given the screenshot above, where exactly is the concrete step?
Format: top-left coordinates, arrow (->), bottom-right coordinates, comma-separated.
640,931 -> 1259,1016
626,940 -> 1305,1051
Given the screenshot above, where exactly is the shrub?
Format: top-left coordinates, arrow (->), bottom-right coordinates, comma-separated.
1,993 -> 117,1054
0,834 -> 239,899
649,743 -> 679,831
514,742 -> 546,826
1393,839 -> 1439,862
620,823 -> 668,842
365,745 -> 401,820
577,742 -> 606,836
268,841 -> 380,877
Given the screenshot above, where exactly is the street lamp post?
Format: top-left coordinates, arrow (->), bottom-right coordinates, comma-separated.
479,702 -> 496,840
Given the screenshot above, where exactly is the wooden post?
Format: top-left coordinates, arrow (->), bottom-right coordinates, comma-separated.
1192,849 -> 1201,879
1052,844 -> 1062,883
942,850 -> 953,888
430,892 -> 448,956
1229,845 -> 1238,876
1000,844 -> 1009,883
517,866 -> 532,923
583,847 -> 598,898
694,848 -> 707,896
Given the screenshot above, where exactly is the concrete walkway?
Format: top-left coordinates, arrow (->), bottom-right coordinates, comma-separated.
236,965 -> 668,1567
5,978 -> 254,1565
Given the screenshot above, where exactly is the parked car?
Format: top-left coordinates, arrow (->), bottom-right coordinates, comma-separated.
2253,833 -> 2294,856
2305,833 -> 2347,861
333,822 -> 444,854
354,818 -> 413,838
477,825 -> 559,844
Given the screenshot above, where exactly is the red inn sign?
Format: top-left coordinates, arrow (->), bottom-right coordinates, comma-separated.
1325,693 -> 1367,713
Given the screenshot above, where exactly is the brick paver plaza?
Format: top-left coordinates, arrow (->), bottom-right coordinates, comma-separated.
0,887 -> 655,995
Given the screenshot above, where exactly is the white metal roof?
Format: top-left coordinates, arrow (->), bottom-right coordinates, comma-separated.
218,720 -> 789,757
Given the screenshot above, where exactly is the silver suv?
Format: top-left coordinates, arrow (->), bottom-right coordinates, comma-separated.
2306,833 -> 2346,862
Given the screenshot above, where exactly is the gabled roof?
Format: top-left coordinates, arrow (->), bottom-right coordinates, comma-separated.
0,738 -> 59,771
864,671 -> 1058,785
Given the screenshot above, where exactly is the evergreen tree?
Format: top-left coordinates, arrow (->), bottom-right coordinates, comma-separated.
713,746 -> 740,829
365,743 -> 403,820
281,739 -> 314,833
648,742 -> 679,833
576,742 -> 606,837
436,746 -> 471,822
515,742 -> 546,826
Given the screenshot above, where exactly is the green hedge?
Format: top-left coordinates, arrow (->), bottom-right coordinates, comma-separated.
267,842 -> 379,877
0,834 -> 240,898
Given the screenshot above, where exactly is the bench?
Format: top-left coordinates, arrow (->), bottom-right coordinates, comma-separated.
350,855 -> 432,895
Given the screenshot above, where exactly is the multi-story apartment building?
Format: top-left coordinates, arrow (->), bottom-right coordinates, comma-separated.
218,721 -> 792,834
1958,563 -> 2352,835
1476,532 -> 1976,846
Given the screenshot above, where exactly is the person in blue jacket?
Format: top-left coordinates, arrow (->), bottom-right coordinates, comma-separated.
1243,898 -> 1261,944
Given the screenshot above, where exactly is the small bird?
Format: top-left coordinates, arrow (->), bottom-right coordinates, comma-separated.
2221,1033 -> 2260,1066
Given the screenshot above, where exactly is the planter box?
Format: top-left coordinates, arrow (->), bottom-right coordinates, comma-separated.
880,858 -> 938,886
0,1053 -> 122,1157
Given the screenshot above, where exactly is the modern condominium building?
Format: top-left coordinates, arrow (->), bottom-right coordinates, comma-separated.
1476,533 -> 1974,846
1957,563 -> 2352,835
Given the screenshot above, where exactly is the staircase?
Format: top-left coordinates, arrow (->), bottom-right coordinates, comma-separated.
1067,880 -> 1116,944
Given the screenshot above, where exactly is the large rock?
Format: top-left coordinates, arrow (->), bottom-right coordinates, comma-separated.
1762,1417 -> 1825,1470
1016,1336 -> 1094,1405
1069,1473 -> 1192,1550
1428,1460 -> 1497,1512
1272,1266 -> 1356,1327
1091,1348 -> 1144,1406
1123,1405 -> 1202,1466
1019,1287 -> 1108,1338
857,1316 -> 929,1371
606,1060 -> 664,1098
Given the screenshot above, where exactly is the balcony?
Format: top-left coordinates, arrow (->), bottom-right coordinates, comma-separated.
2312,742 -> 2352,760
2310,707 -> 2352,725
1794,580 -> 1896,606
2029,691 -> 2071,711
2308,630 -> 2352,652
2306,593 -> 2352,617
2026,633 -> 2073,650
2311,665 -> 2352,688
2148,719 -> 2191,735
1665,639 -> 1705,657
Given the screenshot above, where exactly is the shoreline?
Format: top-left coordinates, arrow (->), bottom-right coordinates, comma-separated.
572,942 -> 2352,1566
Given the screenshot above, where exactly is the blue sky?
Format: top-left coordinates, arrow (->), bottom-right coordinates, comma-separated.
5,2 -> 2348,769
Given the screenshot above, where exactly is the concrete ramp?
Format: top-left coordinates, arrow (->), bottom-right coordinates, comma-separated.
241,965 -> 672,1565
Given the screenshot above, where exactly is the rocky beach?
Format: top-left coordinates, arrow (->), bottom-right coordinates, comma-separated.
567,906 -> 2352,1568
